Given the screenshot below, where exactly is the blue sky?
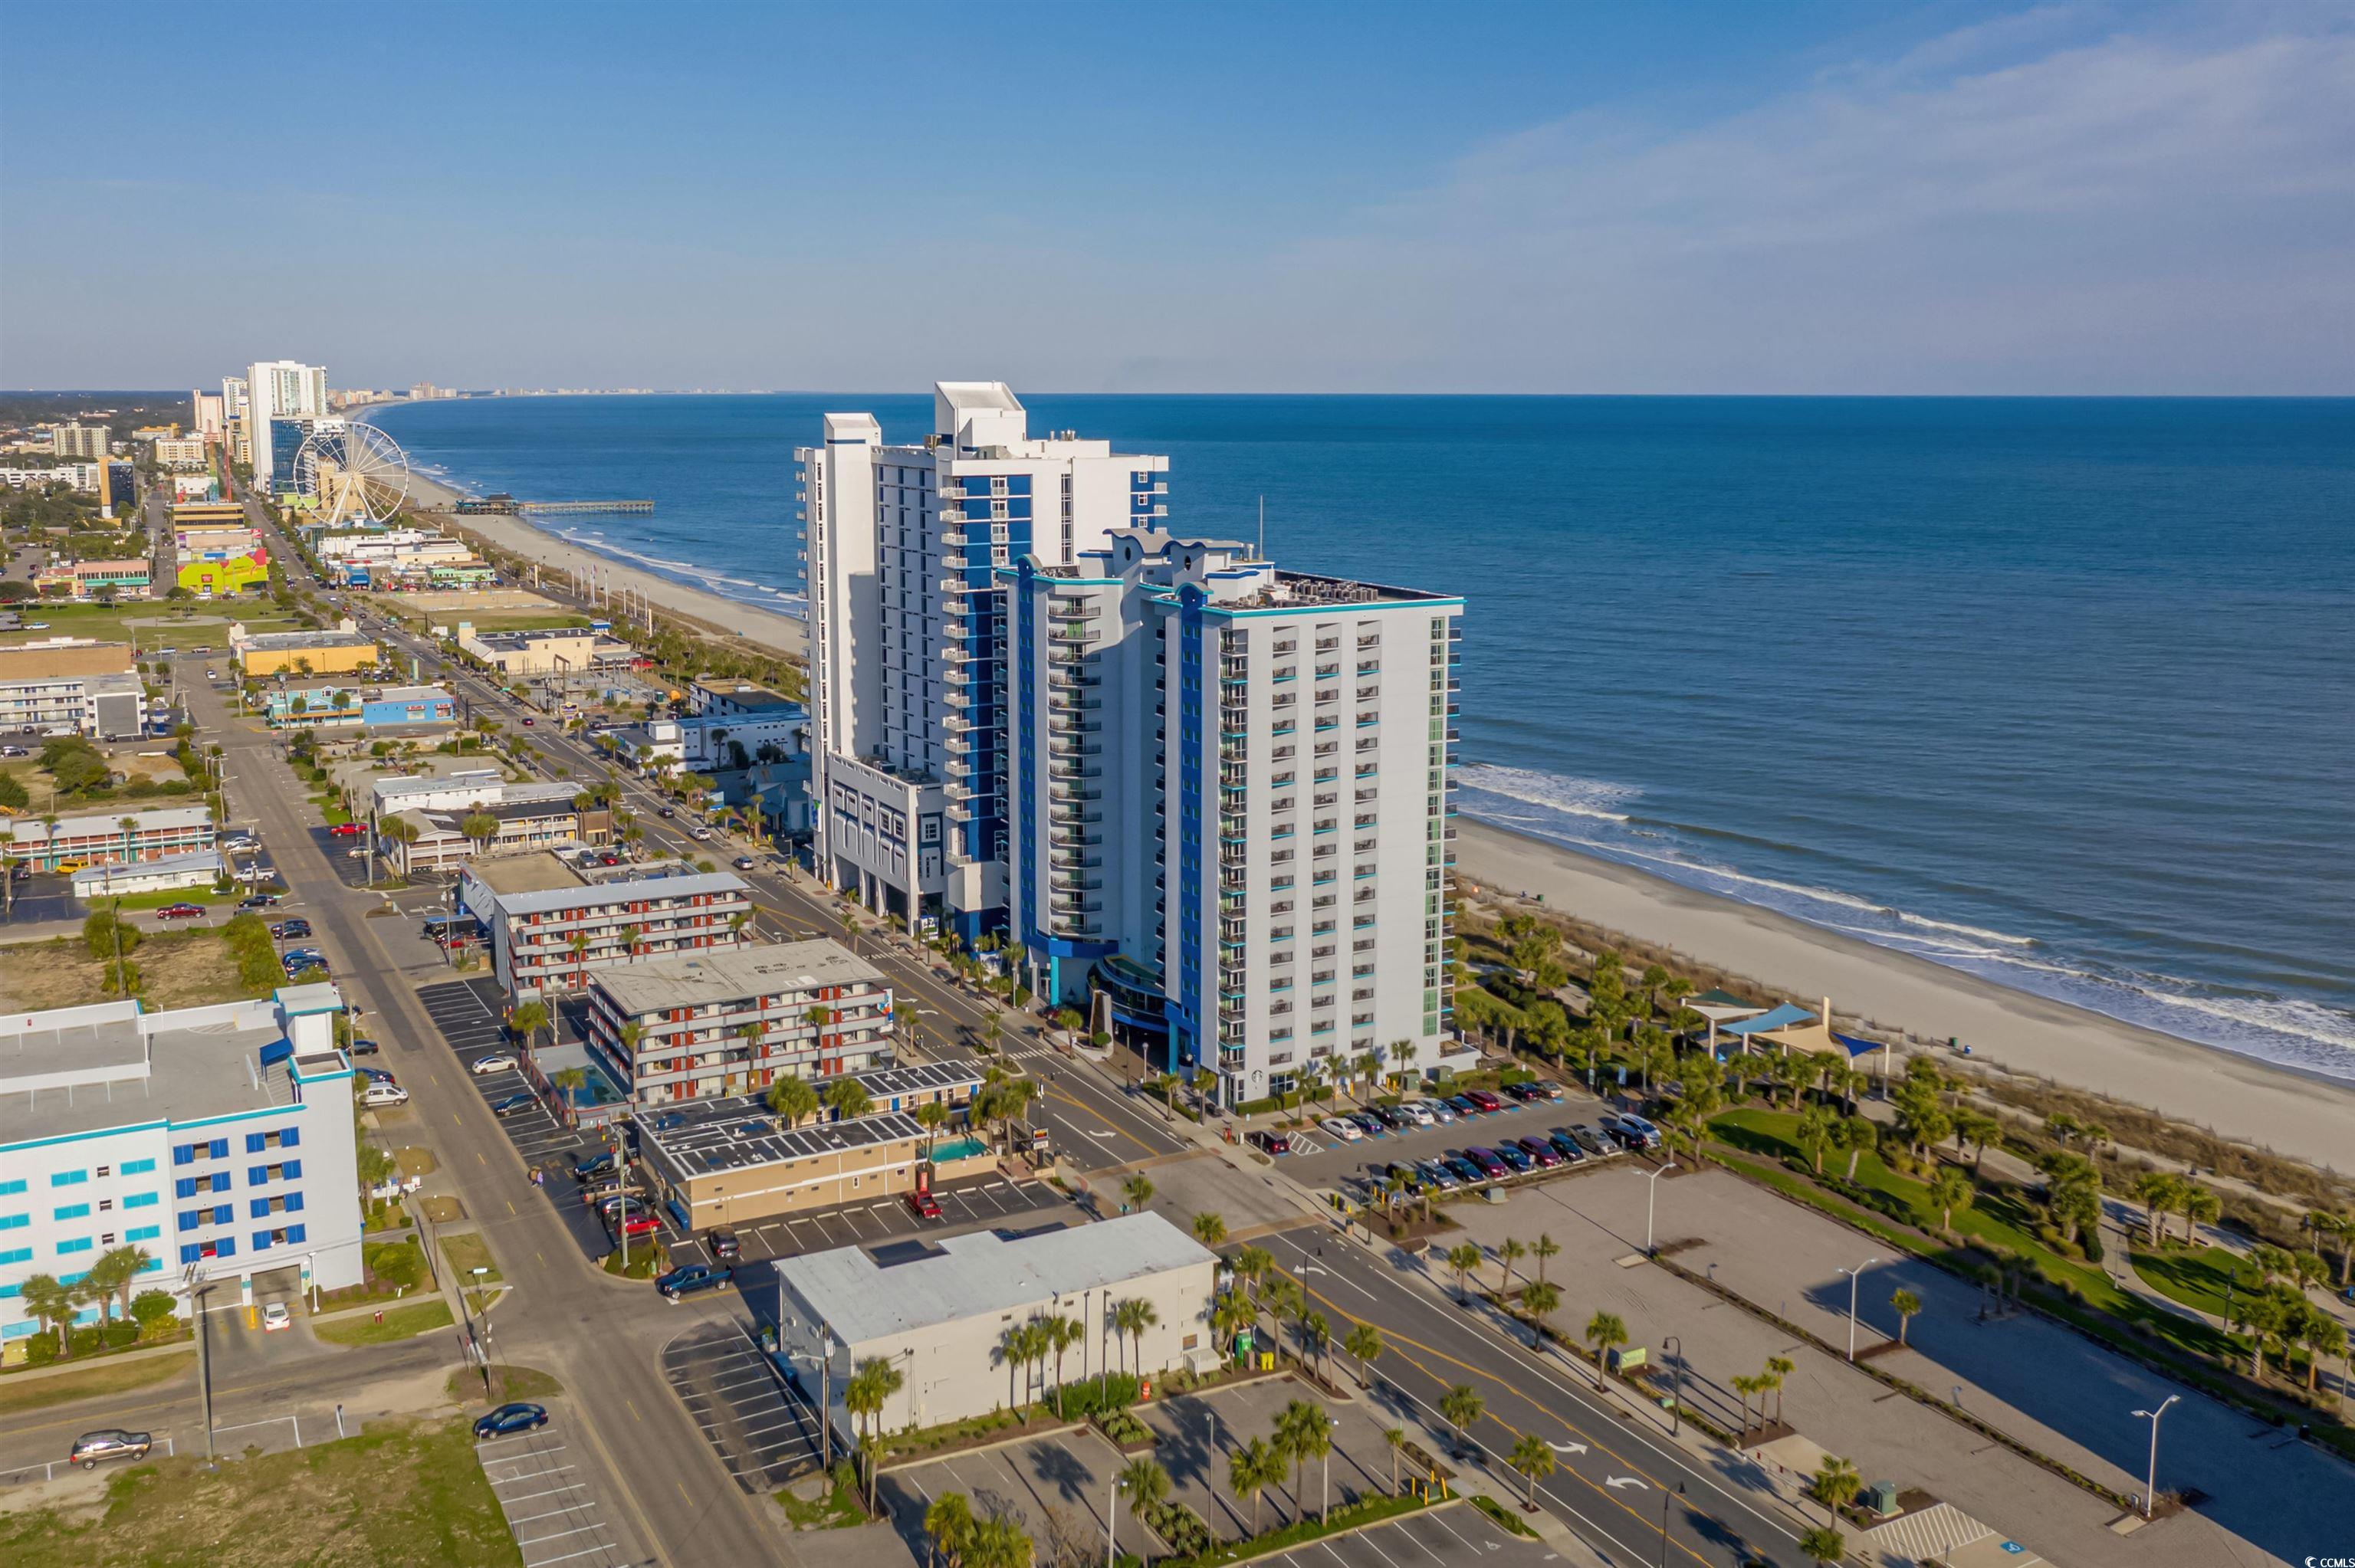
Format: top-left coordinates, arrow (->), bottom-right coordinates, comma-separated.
4,2 -> 2349,392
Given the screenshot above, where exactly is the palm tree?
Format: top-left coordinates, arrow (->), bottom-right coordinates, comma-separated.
1213,1294 -> 1257,1359
565,930 -> 591,987
845,1356 -> 905,1508
1797,1106 -> 1836,1175
1383,1425 -> 1407,1497
995,1322 -> 1030,1407
767,1074 -> 819,1127
618,923 -> 643,959
823,1076 -> 873,1122
1122,1172 -> 1155,1212
1766,1354 -> 1795,1422
1120,1455 -> 1171,1524
1582,1310 -> 1627,1386
2133,1172 -> 2184,1247
915,1099 -> 950,1156
458,810 -> 500,854
18,1273 -> 76,1356
2180,1183 -> 2222,1245
1497,1238 -> 1526,1294
1532,1233 -> 1560,1287
1812,1455 -> 1861,1522
1446,1242 -> 1483,1304
1891,1288 -> 1922,1347
1519,1280 -> 1561,1334
1928,1167 -> 1974,1234
376,812 -> 419,874
551,1066 -> 587,1108
925,1491 -> 977,1568
1299,1311 -> 1330,1379
1342,1321 -> 1383,1384
508,999 -> 550,1058
1798,1524 -> 1846,1566
1439,1384 -> 1484,1456
94,1244 -> 153,1321
1043,1314 -> 1082,1415
1507,1432 -> 1555,1510
1732,1373 -> 1762,1434
1276,1398 -> 1335,1521
1193,1212 -> 1227,1249
1229,1438 -> 1282,1535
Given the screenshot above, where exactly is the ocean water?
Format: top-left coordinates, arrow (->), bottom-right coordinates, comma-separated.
369,394 -> 2355,1081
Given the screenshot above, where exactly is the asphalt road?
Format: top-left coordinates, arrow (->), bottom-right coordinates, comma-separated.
1253,1222 -> 1818,1568
182,638 -> 783,1567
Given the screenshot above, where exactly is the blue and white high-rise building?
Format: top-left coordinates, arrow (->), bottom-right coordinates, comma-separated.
796,384 -> 1168,943
1003,532 -> 1465,1107
0,986 -> 363,1350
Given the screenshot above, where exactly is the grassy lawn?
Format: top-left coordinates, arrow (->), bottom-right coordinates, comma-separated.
0,930 -> 266,1012
314,1299 -> 453,1347
2130,1243 -> 2240,1317
440,1232 -> 502,1287
0,1350 -> 192,1416
447,1365 -> 563,1409
394,1146 -> 439,1179
108,886 -> 238,910
776,1470 -> 867,1530
0,1415 -> 521,1568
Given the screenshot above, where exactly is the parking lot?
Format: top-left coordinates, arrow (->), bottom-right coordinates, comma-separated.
661,1319 -> 826,1494
665,1172 -> 1076,1270
475,1417 -> 635,1568
1276,1087 -> 1644,1197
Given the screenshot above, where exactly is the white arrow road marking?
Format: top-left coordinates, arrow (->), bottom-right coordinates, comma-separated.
1548,1442 -> 1588,1455
1086,1130 -> 1117,1139
1604,1475 -> 1648,1490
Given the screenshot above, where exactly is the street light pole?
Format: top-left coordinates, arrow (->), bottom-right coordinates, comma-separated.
1661,1334 -> 1683,1436
1657,1481 -> 1683,1568
1838,1258 -> 1880,1361
1642,1160 -> 1677,1255
1109,1474 -> 1125,1568
183,1263 -> 215,1466
2133,1396 -> 2179,1518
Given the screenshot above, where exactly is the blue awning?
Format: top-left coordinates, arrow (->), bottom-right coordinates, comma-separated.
1720,1002 -> 1817,1037
1833,1032 -> 1884,1059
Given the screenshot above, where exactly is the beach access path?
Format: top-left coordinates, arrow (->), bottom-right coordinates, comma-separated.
1457,822 -> 2355,1176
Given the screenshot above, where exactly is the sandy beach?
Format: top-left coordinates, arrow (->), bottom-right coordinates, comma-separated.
1458,819 -> 2355,1173
397,463 -> 807,657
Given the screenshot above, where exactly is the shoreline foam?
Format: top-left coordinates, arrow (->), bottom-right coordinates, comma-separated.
1456,817 -> 2355,1173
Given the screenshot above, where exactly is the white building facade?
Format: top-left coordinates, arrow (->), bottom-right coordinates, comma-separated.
1004,531 -> 1463,1107
0,986 -> 361,1354
245,359 -> 328,494
796,383 -> 1168,945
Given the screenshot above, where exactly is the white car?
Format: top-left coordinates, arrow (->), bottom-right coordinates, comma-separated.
1319,1115 -> 1365,1143
362,1082 -> 409,1108
1400,1101 -> 1437,1127
471,1053 -> 517,1076
261,1302 -> 292,1333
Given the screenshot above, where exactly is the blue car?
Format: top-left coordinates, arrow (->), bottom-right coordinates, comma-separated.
1493,1142 -> 1534,1173
1446,1094 -> 1483,1118
472,1402 -> 547,1438
655,1264 -> 732,1301
1350,1112 -> 1388,1139
1444,1156 -> 1483,1185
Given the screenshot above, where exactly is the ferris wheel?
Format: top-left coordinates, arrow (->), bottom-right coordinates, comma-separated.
295,421 -> 411,526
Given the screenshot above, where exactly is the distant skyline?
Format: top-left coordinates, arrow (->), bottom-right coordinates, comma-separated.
2,1 -> 2349,395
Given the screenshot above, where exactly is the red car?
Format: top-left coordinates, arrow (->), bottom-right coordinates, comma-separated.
1464,1089 -> 1504,1114
906,1189 -> 943,1220
327,823 -> 363,838
613,1212 -> 659,1238
155,902 -> 206,920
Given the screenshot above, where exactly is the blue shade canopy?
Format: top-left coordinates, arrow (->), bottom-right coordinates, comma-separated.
1719,1002 -> 1817,1037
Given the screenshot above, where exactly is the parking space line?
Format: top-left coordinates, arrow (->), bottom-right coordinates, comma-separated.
519,1524 -> 608,1548
501,1483 -> 591,1505
521,1545 -> 619,1567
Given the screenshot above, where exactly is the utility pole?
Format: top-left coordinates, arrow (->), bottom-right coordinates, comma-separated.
184,1264 -> 215,1465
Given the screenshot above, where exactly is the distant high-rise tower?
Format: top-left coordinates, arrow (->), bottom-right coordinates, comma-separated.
246,360 -> 328,494
795,384 -> 1168,943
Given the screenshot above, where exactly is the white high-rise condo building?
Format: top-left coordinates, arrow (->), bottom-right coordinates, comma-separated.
1003,532 -> 1463,1108
795,383 -> 1168,944
797,383 -> 1467,1109
245,359 -> 328,496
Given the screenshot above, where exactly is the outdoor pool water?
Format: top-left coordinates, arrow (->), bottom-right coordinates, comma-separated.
928,1137 -> 988,1163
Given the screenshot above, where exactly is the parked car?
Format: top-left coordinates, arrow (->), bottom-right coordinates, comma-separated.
612,1212 -> 659,1238
473,1403 -> 547,1439
155,902 -> 206,920
1444,1155 -> 1484,1185
1493,1141 -> 1534,1173
362,1082 -> 409,1107
1445,1094 -> 1483,1118
580,1179 -> 643,1209
1516,1136 -> 1563,1169
708,1228 -> 742,1260
595,1193 -> 650,1219
271,918 -> 312,940
1348,1111 -> 1388,1139
1416,1159 -> 1457,1190
1424,1098 -> 1460,1124
1319,1115 -> 1364,1143
1399,1100 -> 1437,1127
1604,1112 -> 1662,1150
1381,1161 -> 1423,1195
68,1429 -> 153,1469
261,1301 -> 292,1332
471,1053 -> 517,1076
492,1094 -> 536,1119
655,1265 -> 731,1301
657,805 -> 675,818
906,1189 -> 944,1219
570,1151 -> 616,1183
1504,1079 -> 1562,1103
349,1037 -> 379,1056
1566,1124 -> 1615,1157
1371,1104 -> 1410,1131
327,823 -> 364,838
237,892 -> 281,910
1546,1130 -> 1588,1164
1464,1089 -> 1505,1114
1463,1146 -> 1509,1179
1249,1128 -> 1292,1156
